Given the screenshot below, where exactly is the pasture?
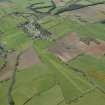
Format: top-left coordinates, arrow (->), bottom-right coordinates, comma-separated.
0,0 -> 105,105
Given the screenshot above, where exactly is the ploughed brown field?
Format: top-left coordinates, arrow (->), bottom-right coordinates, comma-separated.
0,47 -> 41,81
0,52 -> 17,81
53,0 -> 65,6
87,41 -> 105,57
0,2 -> 15,8
62,4 -> 105,22
18,47 -> 41,70
49,32 -> 105,62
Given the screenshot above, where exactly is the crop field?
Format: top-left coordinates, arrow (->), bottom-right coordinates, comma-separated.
0,16 -> 31,50
0,0 -> 105,105
68,55 -> 105,91
41,16 -> 105,40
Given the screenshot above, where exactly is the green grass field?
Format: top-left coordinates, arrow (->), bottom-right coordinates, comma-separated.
68,54 -> 105,92
1,0 -> 105,105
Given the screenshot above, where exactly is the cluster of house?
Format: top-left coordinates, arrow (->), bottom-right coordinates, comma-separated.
19,17 -> 52,40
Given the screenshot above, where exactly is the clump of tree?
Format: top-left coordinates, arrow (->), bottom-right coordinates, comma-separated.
0,43 -> 5,55
80,37 -> 100,45
99,19 -> 105,24
8,53 -> 22,105
28,0 -> 105,15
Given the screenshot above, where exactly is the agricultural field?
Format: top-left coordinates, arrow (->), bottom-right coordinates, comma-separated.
0,0 -> 105,105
